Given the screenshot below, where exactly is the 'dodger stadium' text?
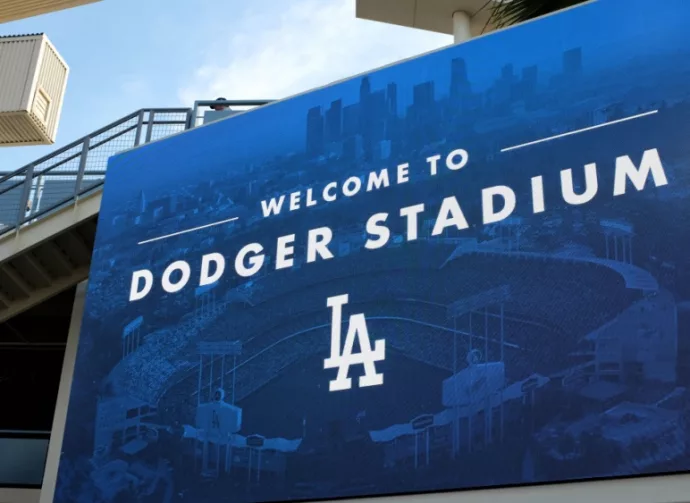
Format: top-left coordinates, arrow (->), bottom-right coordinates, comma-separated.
128,146 -> 668,303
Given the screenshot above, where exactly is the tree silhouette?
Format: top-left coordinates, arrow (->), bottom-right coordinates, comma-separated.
488,0 -> 588,29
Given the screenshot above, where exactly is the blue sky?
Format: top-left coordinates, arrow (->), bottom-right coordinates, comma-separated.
102,0 -> 689,200
0,0 -> 450,172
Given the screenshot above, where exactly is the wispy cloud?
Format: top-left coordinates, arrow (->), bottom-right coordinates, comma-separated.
120,76 -> 150,97
178,0 -> 450,104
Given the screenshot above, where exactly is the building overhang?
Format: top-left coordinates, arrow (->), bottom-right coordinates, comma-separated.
355,0 -> 500,38
0,0 -> 101,24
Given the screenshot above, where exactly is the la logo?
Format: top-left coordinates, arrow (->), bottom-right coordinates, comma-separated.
324,294 -> 385,392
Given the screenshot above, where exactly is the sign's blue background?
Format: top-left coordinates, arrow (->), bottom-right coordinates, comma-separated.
56,0 -> 690,501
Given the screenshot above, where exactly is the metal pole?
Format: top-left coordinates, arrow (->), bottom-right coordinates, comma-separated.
74,137 -> 89,197
221,354 -> 225,395
604,233 -> 609,259
257,449 -> 262,482
225,439 -> 233,473
133,111 -> 145,146
500,303 -> 504,442
485,307 -> 489,446
484,308 -> 489,362
215,442 -> 220,477
425,429 -> 430,465
614,235 -> 619,261
468,312 -> 473,453
629,236 -> 633,264
453,316 -> 458,457
248,449 -> 252,483
194,438 -> 198,472
209,352 -> 214,401
202,440 -> 208,473
232,355 -> 237,405
145,111 -> 155,144
191,101 -> 200,129
453,317 -> 457,374
186,108 -> 195,130
34,174 -> 45,216
197,354 -> 203,406
16,164 -> 34,226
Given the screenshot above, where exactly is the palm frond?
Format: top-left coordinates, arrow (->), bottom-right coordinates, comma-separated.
490,0 -> 589,28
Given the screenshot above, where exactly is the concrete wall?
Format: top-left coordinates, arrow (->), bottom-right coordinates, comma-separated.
322,474 -> 690,503
38,281 -> 86,503
0,488 -> 40,503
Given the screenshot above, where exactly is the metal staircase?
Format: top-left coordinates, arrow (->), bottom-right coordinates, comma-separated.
0,100 -> 271,323
0,108 -> 193,322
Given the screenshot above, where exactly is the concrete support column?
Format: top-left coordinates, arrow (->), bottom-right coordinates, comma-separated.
452,11 -> 472,43
40,281 -> 88,503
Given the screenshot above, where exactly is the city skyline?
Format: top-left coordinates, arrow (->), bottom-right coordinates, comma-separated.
305,47 -> 583,160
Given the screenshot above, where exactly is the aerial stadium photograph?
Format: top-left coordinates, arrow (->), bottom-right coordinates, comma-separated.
50,0 -> 690,502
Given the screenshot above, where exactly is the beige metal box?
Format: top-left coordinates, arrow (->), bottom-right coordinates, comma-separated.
0,33 -> 69,146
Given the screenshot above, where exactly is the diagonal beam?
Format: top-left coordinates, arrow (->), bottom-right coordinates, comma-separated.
22,253 -> 53,287
0,289 -> 11,308
0,266 -> 89,323
42,241 -> 75,276
1,264 -> 32,297
62,230 -> 93,266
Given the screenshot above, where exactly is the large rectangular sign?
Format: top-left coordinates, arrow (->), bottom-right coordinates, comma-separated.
56,1 -> 690,501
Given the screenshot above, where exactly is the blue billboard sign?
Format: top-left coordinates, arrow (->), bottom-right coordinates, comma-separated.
56,1 -> 690,501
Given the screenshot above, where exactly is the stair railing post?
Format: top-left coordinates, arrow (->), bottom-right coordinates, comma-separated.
185,108 -> 195,130
133,110 -> 145,147
16,164 -> 35,227
144,111 -> 155,144
190,102 -> 200,129
74,137 -> 90,198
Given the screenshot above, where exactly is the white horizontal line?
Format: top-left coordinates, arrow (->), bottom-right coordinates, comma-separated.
500,110 -> 659,153
137,217 -> 239,245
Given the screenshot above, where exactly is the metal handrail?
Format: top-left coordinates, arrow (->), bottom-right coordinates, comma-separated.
0,109 -> 141,184
0,108 -> 193,238
0,100 -> 272,240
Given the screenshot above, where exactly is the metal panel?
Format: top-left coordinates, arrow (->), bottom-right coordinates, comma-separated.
0,34 -> 68,144
30,37 -> 69,141
0,35 -> 40,112
0,112 -> 47,146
